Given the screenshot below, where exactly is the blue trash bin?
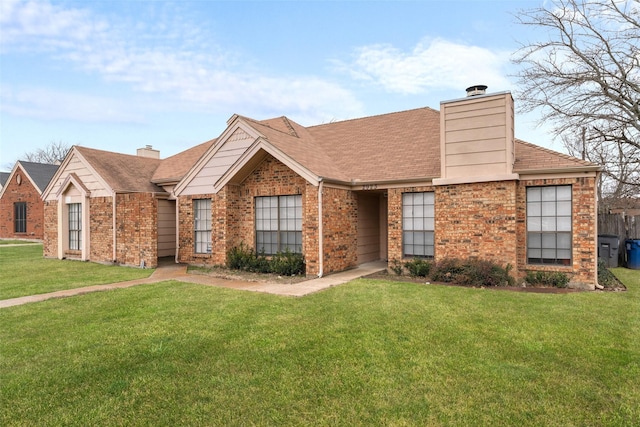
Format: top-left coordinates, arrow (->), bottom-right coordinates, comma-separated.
625,239 -> 640,269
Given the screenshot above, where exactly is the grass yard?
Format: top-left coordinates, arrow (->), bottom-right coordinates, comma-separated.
0,245 -> 153,299
1,264 -> 638,426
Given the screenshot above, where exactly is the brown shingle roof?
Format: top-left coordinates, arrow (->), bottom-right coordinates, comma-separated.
238,107 -> 596,183
513,139 -> 597,172
76,146 -> 164,193
152,139 -> 216,183
308,107 -> 441,182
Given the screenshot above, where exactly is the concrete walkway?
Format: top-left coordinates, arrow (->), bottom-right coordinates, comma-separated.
0,261 -> 387,308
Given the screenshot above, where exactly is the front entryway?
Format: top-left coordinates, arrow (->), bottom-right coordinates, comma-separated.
356,192 -> 388,264
157,199 -> 176,258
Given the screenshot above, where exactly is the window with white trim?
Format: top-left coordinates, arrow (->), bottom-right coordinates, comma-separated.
402,192 -> 435,258
14,202 -> 26,233
68,203 -> 82,251
526,185 -> 572,265
194,199 -> 212,254
255,195 -> 302,255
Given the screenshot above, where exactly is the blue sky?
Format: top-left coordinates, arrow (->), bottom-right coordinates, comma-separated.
1,0 -> 553,169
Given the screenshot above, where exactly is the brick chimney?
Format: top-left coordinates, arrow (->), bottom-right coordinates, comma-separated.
433,86 -> 518,186
136,145 -> 160,159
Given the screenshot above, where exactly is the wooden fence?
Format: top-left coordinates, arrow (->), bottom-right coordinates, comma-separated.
598,213 -> 640,266
598,213 -> 640,240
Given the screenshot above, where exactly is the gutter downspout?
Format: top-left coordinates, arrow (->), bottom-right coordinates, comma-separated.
318,178 -> 324,278
175,197 -> 180,264
112,191 -> 117,263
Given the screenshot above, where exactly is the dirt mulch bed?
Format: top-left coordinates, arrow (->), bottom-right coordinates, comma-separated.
188,266 -> 625,293
188,266 -> 309,285
363,270 -> 626,293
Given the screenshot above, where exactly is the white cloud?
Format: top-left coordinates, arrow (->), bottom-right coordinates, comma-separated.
0,86 -> 146,123
340,37 -> 512,94
0,0 -> 363,125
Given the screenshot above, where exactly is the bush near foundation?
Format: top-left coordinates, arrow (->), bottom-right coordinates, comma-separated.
404,258 -> 432,277
431,258 -> 514,287
524,270 -> 570,288
391,257 -> 514,287
226,243 -> 305,276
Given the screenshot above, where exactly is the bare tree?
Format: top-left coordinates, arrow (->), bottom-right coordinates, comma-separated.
512,0 -> 640,200
21,141 -> 71,164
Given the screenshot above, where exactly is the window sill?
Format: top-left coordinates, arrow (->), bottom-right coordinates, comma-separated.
525,263 -> 573,270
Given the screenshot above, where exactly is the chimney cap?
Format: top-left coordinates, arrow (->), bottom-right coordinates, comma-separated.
466,85 -> 488,97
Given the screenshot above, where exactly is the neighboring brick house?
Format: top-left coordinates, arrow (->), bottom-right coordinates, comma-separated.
175,89 -> 600,289
0,161 -> 58,240
0,172 -> 10,192
41,143 -> 212,268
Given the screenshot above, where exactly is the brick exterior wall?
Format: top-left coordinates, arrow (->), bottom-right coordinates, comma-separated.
43,201 -> 58,257
0,167 -> 45,239
516,177 -> 597,288
321,186 -> 357,274
43,194 -> 158,268
387,178 -> 597,288
178,193 -> 216,265
435,181 -> 518,270
89,196 -> 114,264
115,193 -> 158,268
177,158 -> 360,276
174,153 -> 597,287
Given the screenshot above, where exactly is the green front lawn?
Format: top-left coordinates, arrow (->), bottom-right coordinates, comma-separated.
0,245 -> 153,299
1,266 -> 638,426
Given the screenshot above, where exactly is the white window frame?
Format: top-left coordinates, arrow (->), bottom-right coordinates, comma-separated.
255,195 -> 302,255
402,192 -> 435,258
526,185 -> 572,265
193,199 -> 212,254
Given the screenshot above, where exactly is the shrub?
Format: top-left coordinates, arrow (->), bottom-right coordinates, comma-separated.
389,260 -> 404,276
227,244 -> 305,276
525,270 -> 570,288
270,249 -> 305,276
597,259 -> 623,289
226,242 -> 255,271
404,258 -> 432,277
431,258 -> 514,287
431,258 -> 466,283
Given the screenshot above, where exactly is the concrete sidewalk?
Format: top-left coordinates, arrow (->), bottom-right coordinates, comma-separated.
0,261 -> 387,308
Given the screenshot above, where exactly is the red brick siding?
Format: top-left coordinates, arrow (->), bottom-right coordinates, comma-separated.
178,156 -> 325,275
435,181 -> 518,271
516,177 -> 597,288
89,196 -> 113,263
387,178 -> 597,287
321,186 -> 357,274
178,194 -> 216,265
43,201 -> 58,257
0,168 -> 45,239
115,193 -> 158,268
236,157 -> 317,273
